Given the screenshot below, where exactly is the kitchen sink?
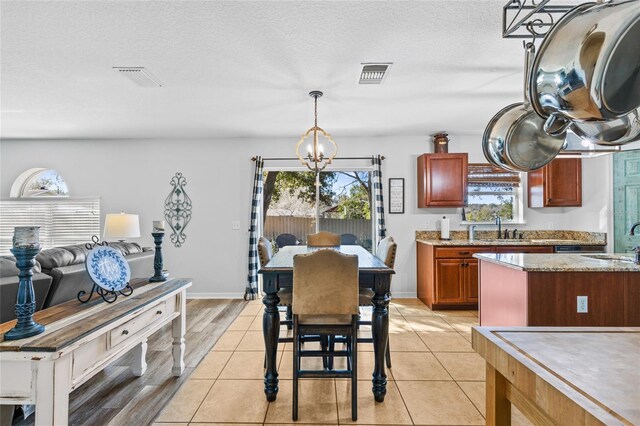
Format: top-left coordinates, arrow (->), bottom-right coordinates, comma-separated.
476,239 -> 532,243
584,254 -> 635,263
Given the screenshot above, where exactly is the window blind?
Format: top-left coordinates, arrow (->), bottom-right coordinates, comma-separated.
468,163 -> 521,187
0,198 -> 100,255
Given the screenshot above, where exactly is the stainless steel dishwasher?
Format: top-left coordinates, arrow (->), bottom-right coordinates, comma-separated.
554,245 -> 606,253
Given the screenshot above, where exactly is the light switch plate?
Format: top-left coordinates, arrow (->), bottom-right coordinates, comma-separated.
231,221 -> 241,230
577,296 -> 588,313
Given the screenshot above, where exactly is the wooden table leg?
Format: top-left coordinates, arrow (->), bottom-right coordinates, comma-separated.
486,363 -> 511,426
262,273 -> 280,402
35,356 -> 71,426
371,274 -> 390,403
132,339 -> 148,377
172,292 -> 186,377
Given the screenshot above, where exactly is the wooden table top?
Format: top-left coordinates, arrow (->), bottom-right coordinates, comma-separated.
259,245 -> 394,274
473,327 -> 640,425
0,278 -> 192,352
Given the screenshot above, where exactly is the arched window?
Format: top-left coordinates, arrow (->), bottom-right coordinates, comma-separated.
10,168 -> 69,198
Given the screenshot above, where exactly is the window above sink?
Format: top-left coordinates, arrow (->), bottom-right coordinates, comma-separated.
463,164 -> 524,224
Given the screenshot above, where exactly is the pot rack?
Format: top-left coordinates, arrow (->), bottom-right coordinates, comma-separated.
503,0 -> 579,39
502,0 -> 640,156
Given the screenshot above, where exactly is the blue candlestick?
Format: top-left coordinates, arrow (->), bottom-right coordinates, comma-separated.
149,232 -> 168,282
5,246 -> 45,340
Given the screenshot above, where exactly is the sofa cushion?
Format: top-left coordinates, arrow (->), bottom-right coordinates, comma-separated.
1,255 -> 42,276
107,242 -> 144,255
37,247 -> 76,270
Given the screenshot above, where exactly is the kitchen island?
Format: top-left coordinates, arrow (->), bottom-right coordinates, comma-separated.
475,253 -> 640,327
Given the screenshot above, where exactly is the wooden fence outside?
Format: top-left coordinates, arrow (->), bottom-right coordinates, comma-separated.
264,216 -> 372,247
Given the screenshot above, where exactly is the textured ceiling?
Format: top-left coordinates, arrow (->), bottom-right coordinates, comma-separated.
1,0 -> 553,140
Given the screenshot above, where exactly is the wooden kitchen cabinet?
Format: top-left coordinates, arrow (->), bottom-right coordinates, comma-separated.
528,158 -> 582,208
417,153 -> 468,207
417,244 -> 487,309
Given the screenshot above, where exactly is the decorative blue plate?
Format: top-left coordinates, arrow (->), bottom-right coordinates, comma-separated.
86,246 -> 131,292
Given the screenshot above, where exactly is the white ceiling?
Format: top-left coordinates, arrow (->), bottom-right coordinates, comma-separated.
1,0 -> 551,140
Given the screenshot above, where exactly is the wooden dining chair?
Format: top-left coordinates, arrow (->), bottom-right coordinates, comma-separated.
340,233 -> 358,245
358,236 -> 397,367
306,231 -> 340,247
258,237 -> 292,330
292,250 -> 359,421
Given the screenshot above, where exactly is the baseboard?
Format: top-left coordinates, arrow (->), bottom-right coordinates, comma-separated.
390,292 -> 417,298
187,292 -> 245,299
187,291 -> 417,299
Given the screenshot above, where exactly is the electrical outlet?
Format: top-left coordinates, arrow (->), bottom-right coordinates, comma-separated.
231,221 -> 240,230
577,296 -> 588,313
547,221 -> 554,230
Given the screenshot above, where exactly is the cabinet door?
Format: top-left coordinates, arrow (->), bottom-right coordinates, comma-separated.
464,259 -> 479,303
418,153 -> 468,207
528,158 -> 582,207
545,158 -> 582,206
435,259 -> 465,303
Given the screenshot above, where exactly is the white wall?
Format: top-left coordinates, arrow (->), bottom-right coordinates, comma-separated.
0,135 -> 612,298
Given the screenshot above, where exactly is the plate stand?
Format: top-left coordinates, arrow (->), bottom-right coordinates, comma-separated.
77,283 -> 133,304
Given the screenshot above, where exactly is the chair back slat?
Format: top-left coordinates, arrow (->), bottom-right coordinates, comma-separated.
293,250 -> 359,316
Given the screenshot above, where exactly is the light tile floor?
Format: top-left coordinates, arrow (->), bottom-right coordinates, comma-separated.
154,298 -> 532,425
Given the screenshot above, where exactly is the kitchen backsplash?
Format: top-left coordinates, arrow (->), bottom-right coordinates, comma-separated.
415,230 -> 606,244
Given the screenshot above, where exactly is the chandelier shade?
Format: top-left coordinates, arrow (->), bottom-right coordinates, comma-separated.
295,91 -> 338,172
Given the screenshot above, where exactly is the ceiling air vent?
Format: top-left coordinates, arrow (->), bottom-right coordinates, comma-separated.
359,63 -> 392,84
113,67 -> 163,87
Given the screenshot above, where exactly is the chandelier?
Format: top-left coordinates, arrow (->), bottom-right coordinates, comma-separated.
295,91 -> 338,172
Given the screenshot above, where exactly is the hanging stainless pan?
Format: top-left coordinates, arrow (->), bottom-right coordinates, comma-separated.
483,43 -> 566,172
529,0 -> 640,136
570,107 -> 640,145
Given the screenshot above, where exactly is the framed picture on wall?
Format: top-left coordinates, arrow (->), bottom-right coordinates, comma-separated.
388,178 -> 404,214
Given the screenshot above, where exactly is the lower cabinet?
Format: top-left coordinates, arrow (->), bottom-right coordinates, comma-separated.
417,243 -> 553,309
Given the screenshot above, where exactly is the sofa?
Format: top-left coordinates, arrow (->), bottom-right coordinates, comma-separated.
0,242 -> 154,322
0,257 -> 53,323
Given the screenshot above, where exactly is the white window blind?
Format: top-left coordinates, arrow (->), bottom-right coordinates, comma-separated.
0,198 -> 101,255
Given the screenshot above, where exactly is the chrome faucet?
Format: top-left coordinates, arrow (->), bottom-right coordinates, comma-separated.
630,222 -> 640,264
468,225 -> 477,241
495,216 -> 502,239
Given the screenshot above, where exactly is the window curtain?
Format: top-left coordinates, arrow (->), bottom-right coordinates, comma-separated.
245,156 -> 263,301
372,155 -> 386,250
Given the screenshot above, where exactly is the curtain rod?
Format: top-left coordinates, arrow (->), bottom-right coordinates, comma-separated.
251,156 -> 385,161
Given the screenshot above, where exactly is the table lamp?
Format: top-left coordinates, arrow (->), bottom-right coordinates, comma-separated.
103,212 -> 140,242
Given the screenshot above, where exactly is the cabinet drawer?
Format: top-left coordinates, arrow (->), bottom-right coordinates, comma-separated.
109,300 -> 169,348
435,247 -> 493,258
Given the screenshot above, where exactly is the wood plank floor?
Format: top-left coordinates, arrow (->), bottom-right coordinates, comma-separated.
13,298 -> 246,426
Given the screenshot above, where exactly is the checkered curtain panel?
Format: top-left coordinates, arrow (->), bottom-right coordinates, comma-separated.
245,156 -> 264,301
372,155 -> 387,250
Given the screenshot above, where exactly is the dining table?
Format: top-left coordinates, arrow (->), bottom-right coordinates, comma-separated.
259,245 -> 394,403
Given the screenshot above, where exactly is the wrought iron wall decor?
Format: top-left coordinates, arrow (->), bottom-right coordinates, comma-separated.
502,0 -> 575,39
164,172 -> 192,248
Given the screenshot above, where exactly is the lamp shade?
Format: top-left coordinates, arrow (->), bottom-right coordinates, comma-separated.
103,213 -> 140,241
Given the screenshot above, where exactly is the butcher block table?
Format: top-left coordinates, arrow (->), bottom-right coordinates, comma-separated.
472,327 -> 640,426
0,278 -> 191,426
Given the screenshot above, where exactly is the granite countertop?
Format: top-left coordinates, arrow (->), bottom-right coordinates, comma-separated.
415,230 -> 606,247
474,253 -> 640,272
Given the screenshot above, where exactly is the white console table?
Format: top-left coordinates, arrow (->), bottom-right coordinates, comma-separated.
0,278 -> 192,426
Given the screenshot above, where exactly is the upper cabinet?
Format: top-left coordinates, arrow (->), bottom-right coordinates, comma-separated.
528,158 -> 582,208
417,153 -> 468,208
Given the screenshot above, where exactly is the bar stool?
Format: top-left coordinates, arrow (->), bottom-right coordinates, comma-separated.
292,249 -> 359,421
